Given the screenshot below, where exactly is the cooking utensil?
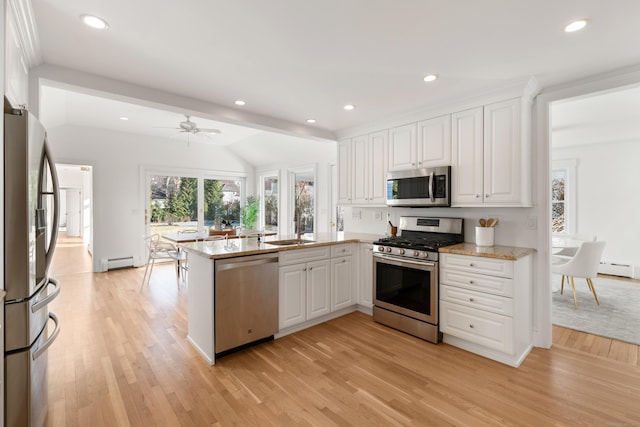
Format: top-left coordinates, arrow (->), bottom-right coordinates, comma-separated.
479,218 -> 486,227
491,219 -> 499,227
486,218 -> 495,227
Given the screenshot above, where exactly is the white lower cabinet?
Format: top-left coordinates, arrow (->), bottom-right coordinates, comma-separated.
440,252 -> 532,367
279,244 -> 357,332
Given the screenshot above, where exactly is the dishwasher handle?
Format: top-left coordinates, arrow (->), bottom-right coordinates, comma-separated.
216,254 -> 278,272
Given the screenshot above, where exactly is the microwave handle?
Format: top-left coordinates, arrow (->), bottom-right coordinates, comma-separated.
429,171 -> 435,202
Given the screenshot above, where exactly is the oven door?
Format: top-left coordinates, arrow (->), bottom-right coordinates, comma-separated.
373,253 -> 438,324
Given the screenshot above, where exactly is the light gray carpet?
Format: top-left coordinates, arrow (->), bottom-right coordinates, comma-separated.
552,274 -> 640,345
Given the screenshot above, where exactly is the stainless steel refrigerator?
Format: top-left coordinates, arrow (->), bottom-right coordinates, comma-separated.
4,99 -> 61,427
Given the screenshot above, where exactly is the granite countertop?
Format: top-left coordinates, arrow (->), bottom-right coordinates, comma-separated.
180,232 -> 381,260
439,243 -> 536,260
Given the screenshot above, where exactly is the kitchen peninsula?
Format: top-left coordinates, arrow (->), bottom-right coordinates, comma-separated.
181,233 -> 378,365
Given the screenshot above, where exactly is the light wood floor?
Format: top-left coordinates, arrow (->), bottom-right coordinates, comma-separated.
46,236 -> 640,426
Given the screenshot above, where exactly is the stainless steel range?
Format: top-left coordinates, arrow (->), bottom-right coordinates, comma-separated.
372,216 -> 464,343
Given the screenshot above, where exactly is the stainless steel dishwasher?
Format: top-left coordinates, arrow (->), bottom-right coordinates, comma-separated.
214,252 -> 279,355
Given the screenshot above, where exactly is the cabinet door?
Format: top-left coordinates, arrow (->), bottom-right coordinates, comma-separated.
359,244 -> 373,308
279,264 -> 306,329
417,115 -> 451,168
388,123 -> 417,171
351,135 -> 369,204
451,107 -> 484,205
331,256 -> 354,311
483,98 -> 522,204
368,130 -> 389,204
337,140 -> 352,204
306,259 -> 331,320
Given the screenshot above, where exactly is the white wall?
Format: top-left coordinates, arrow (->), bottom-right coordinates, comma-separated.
553,140 -> 640,273
47,124 -> 254,271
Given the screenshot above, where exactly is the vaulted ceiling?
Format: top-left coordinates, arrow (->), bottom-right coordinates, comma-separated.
30,0 -> 640,164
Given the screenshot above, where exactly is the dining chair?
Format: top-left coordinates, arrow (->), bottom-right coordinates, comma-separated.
177,229 -> 201,281
551,240 -> 606,308
140,234 -> 180,291
553,234 -> 597,260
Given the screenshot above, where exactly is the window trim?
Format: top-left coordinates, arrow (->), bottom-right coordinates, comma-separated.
288,164 -> 317,237
551,159 -> 577,236
258,170 -> 280,231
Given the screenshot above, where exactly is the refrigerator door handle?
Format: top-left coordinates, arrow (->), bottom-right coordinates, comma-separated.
32,312 -> 60,361
31,277 -> 60,313
41,141 -> 60,273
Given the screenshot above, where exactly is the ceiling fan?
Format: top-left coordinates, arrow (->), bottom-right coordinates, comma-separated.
174,115 -> 221,135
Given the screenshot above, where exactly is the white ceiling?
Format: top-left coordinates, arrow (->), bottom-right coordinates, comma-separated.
551,84 -> 640,148
31,0 -> 640,160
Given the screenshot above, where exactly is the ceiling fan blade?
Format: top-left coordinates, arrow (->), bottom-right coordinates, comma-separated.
197,128 -> 221,134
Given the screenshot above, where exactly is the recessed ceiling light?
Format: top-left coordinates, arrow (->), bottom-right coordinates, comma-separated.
423,74 -> 438,82
119,117 -> 129,121
306,119 -> 316,124
343,104 -> 355,111
234,100 -> 246,106
81,14 -> 109,30
565,19 -> 589,33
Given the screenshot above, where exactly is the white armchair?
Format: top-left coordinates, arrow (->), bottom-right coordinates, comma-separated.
552,240 -> 606,308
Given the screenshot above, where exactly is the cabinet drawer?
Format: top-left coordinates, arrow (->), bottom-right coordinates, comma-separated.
440,285 -> 513,316
440,301 -> 513,354
279,246 -> 330,266
440,268 -> 513,297
331,244 -> 353,258
441,253 -> 513,278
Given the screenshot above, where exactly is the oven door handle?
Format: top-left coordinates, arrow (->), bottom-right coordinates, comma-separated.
373,253 -> 436,268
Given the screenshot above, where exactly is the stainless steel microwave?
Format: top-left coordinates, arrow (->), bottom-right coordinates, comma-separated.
386,166 -> 451,207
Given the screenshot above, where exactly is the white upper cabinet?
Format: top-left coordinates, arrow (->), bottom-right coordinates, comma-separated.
417,115 -> 452,168
5,7 -> 29,108
451,107 -> 484,205
388,123 -> 417,171
337,140 -> 352,205
452,98 -> 531,207
339,131 -> 388,206
389,117 -> 451,172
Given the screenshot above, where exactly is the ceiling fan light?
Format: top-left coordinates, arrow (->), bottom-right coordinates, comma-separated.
81,14 -> 109,30
565,19 -> 589,33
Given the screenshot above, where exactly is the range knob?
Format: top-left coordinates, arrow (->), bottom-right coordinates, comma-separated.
377,246 -> 385,252
398,248 -> 405,255
413,251 -> 420,257
386,247 -> 392,253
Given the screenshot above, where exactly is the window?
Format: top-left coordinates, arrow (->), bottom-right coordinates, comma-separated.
291,168 -> 315,237
149,175 -> 198,235
204,178 -> 241,228
260,172 -> 279,232
552,159 -> 577,235
147,172 -> 244,236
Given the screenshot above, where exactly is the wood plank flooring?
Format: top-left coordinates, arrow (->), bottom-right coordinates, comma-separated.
46,237 -> 640,426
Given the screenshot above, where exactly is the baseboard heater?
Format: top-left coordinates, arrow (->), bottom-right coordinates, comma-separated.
102,256 -> 134,271
599,261 -> 634,278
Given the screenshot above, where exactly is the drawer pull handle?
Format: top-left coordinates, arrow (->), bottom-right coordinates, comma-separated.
469,324 -> 475,329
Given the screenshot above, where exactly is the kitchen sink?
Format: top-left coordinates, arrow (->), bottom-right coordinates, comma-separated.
266,239 -> 316,246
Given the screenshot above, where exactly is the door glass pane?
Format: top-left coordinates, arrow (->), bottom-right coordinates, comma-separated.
262,176 -> 278,232
149,175 -> 198,237
552,170 -> 566,234
204,178 -> 241,230
293,172 -> 314,237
